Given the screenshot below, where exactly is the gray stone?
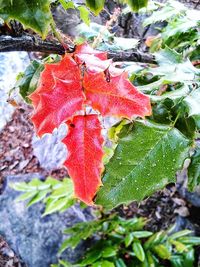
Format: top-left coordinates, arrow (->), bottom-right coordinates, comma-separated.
0,52 -> 29,131
0,174 -> 93,267
32,124 -> 68,170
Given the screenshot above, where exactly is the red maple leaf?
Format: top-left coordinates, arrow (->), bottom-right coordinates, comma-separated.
29,55 -> 84,136
83,71 -> 152,119
62,115 -> 104,205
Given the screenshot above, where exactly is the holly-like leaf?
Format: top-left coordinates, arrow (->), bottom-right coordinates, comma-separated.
29,55 -> 84,136
74,43 -> 107,62
126,0 -> 148,12
188,146 -> 200,191
183,87 -> 200,129
83,71 -> 151,119
95,120 -> 190,209
16,60 -> 44,104
62,115 -> 104,205
86,0 -> 105,15
0,0 -> 52,38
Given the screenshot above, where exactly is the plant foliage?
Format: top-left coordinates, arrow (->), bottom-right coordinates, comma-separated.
53,215 -> 200,266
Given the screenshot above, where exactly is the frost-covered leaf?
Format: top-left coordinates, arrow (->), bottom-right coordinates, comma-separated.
62,115 -> 104,205
0,0 -> 52,38
83,71 -> 151,119
96,120 -> 190,209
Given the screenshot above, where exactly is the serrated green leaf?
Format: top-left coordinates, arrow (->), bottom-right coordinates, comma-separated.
143,1 -> 186,27
188,146 -> 200,191
78,6 -> 90,26
96,121 -> 190,209
15,60 -> 42,103
183,87 -> 200,128
133,240 -> 145,262
126,0 -> 148,12
86,0 -> 105,15
0,0 -> 52,38
59,0 -> 75,9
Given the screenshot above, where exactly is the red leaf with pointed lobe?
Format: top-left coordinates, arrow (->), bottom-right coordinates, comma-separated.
74,43 -> 112,72
83,71 -> 152,119
29,55 -> 85,136
74,43 -> 107,62
29,55 -> 82,108
62,115 -> 104,205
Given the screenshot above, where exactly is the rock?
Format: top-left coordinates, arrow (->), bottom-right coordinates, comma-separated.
0,52 -> 29,132
0,174 -> 93,267
32,124 -> 68,171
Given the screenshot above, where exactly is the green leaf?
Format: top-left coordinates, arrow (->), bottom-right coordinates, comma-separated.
16,60 -> 44,104
126,0 -> 148,12
178,236 -> 200,245
96,121 -> 190,209
43,197 -> 73,216
143,1 -> 186,26
169,240 -> 187,253
92,261 -> 115,267
0,0 -> 52,38
78,6 -> 90,26
115,258 -> 127,267
133,231 -> 153,239
59,0 -> 75,9
16,191 -> 38,202
125,233 -> 134,247
102,247 -> 117,258
188,146 -> 200,191
145,232 -> 167,249
86,0 -> 105,15
169,230 -> 193,240
183,87 -> 200,129
27,190 -> 50,207
133,240 -> 145,262
153,244 -> 171,260
79,249 -> 102,265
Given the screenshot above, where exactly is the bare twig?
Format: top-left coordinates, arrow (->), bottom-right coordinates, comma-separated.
0,35 -> 155,63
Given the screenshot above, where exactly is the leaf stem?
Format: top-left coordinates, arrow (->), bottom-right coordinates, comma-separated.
50,21 -> 67,51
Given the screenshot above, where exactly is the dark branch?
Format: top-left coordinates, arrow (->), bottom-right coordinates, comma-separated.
0,35 -> 155,63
